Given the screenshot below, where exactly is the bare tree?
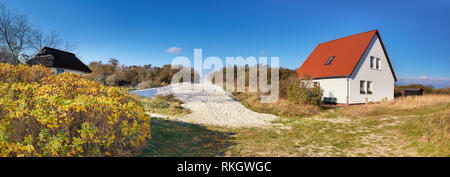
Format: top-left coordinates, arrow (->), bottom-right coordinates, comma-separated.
62,40 -> 77,53
0,3 -> 31,64
29,30 -> 62,54
29,30 -> 77,54
0,3 -> 77,63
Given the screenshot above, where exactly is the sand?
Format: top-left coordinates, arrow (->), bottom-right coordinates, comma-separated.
131,83 -> 278,127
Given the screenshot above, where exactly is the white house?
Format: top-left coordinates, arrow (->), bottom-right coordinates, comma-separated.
297,30 -> 397,104
27,47 -> 92,74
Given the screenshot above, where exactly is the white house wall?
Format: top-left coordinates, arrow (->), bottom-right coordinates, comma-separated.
314,77 -> 348,104
50,67 -> 88,75
349,34 -> 395,104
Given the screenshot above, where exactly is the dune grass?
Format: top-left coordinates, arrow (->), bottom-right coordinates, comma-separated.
233,92 -> 321,117
334,94 -> 450,117
140,94 -> 449,157
139,118 -> 235,157
220,95 -> 449,157
139,94 -> 190,116
399,106 -> 449,156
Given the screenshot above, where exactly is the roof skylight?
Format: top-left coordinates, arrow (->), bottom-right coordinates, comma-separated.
325,56 -> 335,65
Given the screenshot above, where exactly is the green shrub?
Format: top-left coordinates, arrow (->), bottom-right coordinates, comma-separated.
287,78 -> 323,106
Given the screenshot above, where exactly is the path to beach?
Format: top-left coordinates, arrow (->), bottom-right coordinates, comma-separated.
131,83 -> 278,127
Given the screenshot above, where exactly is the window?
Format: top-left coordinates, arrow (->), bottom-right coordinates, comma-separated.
367,81 -> 372,94
376,58 -> 380,70
325,56 -> 335,65
56,68 -> 64,74
370,56 -> 374,68
313,82 -> 320,87
360,80 -> 366,94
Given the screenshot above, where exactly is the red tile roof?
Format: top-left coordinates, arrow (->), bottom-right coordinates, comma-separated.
297,30 -> 397,81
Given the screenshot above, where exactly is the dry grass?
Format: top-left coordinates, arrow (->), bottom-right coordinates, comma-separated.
401,109 -> 450,156
140,94 -> 449,157
326,94 -> 450,156
337,95 -> 450,117
387,94 -> 450,108
224,94 -> 450,156
233,92 -> 321,117
139,94 -> 191,116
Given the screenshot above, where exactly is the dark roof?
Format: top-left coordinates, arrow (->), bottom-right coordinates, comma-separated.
27,47 -> 92,73
403,88 -> 424,92
297,30 -> 397,81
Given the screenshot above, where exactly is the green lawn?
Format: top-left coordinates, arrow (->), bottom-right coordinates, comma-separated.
138,118 -> 235,157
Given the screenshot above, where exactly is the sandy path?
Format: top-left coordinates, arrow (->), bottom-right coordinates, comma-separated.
131,83 -> 277,127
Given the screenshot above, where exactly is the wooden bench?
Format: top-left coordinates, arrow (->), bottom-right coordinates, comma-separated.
323,97 -> 337,104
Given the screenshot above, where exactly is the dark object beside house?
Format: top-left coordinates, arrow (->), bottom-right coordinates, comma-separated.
323,97 -> 337,104
403,88 -> 424,96
27,47 -> 92,73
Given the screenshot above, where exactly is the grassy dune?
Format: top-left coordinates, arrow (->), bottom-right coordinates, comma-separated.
233,92 -> 321,117
141,95 -> 449,157
139,94 -> 190,116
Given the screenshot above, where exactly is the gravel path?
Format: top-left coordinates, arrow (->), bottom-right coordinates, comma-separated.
131,83 -> 278,127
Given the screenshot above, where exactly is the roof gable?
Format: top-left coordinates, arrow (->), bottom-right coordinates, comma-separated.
297,30 -> 397,81
27,47 -> 92,73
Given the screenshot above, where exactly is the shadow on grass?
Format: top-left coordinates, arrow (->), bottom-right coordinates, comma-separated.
138,117 -> 236,157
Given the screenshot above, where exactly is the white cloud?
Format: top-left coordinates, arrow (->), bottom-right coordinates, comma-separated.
418,76 -> 428,80
397,76 -> 450,88
261,50 -> 267,56
166,47 -> 182,54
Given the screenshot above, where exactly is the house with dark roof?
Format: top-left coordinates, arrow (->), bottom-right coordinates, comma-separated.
402,88 -> 424,96
27,47 -> 92,74
297,30 -> 396,104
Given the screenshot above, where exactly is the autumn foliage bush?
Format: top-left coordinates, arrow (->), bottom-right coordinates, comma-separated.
0,63 -> 151,157
85,59 -> 200,89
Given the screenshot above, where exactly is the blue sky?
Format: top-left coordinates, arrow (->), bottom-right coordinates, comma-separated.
4,0 -> 450,87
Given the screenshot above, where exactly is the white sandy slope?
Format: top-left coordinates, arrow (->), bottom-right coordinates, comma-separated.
131,83 -> 278,127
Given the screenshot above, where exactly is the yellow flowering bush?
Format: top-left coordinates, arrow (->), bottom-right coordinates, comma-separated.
0,63 -> 151,157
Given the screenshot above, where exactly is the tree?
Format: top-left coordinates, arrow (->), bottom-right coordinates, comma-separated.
29,30 -> 61,54
28,29 -> 77,55
0,3 -> 77,64
108,58 -> 119,67
0,3 -> 31,64
61,40 -> 77,53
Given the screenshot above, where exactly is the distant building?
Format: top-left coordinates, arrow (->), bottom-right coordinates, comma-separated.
27,47 -> 92,74
402,88 -> 424,96
297,30 -> 397,104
